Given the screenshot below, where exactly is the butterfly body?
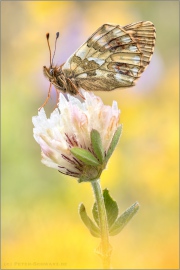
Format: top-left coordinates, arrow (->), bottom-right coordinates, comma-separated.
43,65 -> 79,95
43,21 -> 156,98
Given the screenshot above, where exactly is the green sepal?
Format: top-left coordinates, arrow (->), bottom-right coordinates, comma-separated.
91,129 -> 104,164
92,189 -> 119,228
79,203 -> 100,238
105,125 -> 122,164
70,147 -> 100,166
109,202 -> 140,236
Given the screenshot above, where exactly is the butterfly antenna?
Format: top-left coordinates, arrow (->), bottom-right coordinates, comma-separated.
46,33 -> 52,67
52,32 -> 59,65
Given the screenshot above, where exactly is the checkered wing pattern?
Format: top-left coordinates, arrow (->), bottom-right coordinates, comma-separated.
62,21 -> 156,91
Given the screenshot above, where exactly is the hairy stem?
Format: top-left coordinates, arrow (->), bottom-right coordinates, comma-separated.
91,179 -> 112,269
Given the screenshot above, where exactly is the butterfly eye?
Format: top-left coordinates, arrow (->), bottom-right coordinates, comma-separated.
49,68 -> 54,76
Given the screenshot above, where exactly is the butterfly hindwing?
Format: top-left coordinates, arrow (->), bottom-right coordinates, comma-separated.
62,21 -> 156,92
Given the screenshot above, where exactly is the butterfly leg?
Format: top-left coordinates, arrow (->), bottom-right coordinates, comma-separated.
53,88 -> 60,110
56,88 -> 60,105
38,83 -> 52,111
77,90 -> 85,100
67,78 -> 85,100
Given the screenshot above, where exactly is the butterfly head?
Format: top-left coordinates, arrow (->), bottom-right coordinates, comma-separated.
43,65 -> 65,92
43,65 -> 55,81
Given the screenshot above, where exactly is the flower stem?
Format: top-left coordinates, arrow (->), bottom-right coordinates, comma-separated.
91,179 -> 112,269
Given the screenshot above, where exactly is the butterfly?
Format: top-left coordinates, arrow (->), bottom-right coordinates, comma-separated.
40,21 -> 156,109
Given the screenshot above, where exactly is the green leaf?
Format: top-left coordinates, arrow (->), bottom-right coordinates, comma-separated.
91,129 -> 104,164
109,202 -> 140,236
92,189 -> 119,229
103,189 -> 119,228
70,147 -> 100,166
92,201 -> 99,226
79,203 -> 100,238
105,125 -> 122,164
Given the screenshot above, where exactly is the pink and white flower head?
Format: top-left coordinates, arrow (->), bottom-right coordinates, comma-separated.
32,90 -> 122,182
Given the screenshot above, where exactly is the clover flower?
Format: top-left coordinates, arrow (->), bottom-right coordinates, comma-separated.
33,90 -> 140,269
32,90 -> 121,182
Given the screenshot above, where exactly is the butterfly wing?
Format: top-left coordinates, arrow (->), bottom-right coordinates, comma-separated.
62,21 -> 156,92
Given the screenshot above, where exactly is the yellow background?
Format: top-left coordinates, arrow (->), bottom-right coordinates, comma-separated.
2,1 -> 179,269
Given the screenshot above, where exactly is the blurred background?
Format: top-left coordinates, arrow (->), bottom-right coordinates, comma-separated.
1,1 -> 179,269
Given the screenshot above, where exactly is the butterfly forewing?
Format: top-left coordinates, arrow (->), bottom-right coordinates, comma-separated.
62,21 -> 156,92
